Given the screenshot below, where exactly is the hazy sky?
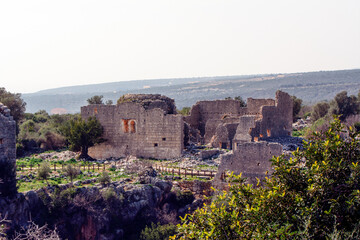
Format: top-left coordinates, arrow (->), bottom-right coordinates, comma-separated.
1,0 -> 359,94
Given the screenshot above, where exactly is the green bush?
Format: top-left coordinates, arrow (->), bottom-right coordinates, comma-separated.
98,172 -> 111,186
176,190 -> 195,206
175,117 -> 360,239
140,222 -> 177,240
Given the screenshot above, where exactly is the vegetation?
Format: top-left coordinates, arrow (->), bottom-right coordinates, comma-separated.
37,162 -> 51,185
311,102 -> 330,121
87,95 -> 104,104
0,87 -> 26,124
291,95 -> 303,122
98,171 -> 111,186
225,96 -> 246,107
175,117 -> 360,239
63,164 -> 79,186
17,111 -> 78,156
140,222 -> 177,240
177,107 -> 191,116
330,91 -> 360,121
61,117 -> 104,159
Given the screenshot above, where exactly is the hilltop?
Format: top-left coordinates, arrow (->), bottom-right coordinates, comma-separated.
22,69 -> 360,113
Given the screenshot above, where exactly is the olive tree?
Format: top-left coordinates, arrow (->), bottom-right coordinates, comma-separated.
61,117 -> 104,160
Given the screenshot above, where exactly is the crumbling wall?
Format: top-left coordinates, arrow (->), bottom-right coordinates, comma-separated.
247,98 -> 275,115
213,141 -> 282,189
250,91 -> 293,139
185,91 -> 292,147
185,100 -> 248,142
81,98 -> 183,160
0,103 -> 17,197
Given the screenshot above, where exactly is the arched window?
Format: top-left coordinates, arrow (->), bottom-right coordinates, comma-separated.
130,120 -> 136,133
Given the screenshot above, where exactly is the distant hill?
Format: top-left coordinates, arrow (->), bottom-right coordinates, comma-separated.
22,69 -> 360,114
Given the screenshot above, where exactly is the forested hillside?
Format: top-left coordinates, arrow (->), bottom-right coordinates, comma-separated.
23,69 -> 360,113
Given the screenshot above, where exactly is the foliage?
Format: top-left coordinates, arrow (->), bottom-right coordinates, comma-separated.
176,190 -> 195,206
291,95 -> 303,122
61,117 -> 104,159
225,96 -> 246,107
355,122 -> 360,133
330,91 -> 360,121
17,111 -> 77,155
140,222 -> 177,240
87,95 -> 104,104
98,171 -> 111,186
105,99 -> 113,105
37,162 -> 51,184
311,102 -> 330,121
178,107 -> 191,116
63,164 -> 79,185
175,117 -> 360,239
0,87 -> 26,124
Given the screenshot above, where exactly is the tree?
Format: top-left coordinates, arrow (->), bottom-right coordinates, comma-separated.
61,117 -> 105,160
87,95 -> 104,105
291,95 -> 303,122
0,87 -> 26,123
37,162 -> 51,185
178,107 -> 191,116
175,117 -> 360,239
105,100 -> 113,105
311,102 -> 330,121
234,96 -> 246,107
330,91 -> 359,121
64,164 -> 79,185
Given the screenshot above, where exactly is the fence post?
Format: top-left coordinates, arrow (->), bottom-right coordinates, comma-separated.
93,164 -> 95,172
185,169 -> 187,178
172,169 -> 174,177
197,170 -> 199,176
103,163 -> 105,170
191,169 -> 193,177
179,168 -> 180,176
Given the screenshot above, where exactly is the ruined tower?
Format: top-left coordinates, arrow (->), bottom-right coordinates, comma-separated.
0,103 -> 17,197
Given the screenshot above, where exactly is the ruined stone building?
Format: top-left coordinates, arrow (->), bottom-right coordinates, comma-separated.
81,94 -> 184,160
185,90 -> 293,149
0,103 -> 17,197
82,91 -> 292,163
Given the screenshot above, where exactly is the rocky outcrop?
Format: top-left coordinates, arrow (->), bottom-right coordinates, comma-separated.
0,176 -> 199,240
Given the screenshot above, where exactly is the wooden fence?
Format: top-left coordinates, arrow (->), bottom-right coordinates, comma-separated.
16,162 -> 110,172
153,165 -> 217,178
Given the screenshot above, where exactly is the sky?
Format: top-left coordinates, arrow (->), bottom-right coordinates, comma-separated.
0,0 -> 359,94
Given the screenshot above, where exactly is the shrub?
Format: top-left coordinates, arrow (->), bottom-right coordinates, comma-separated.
98,172 -> 111,186
140,222 -> 177,240
176,190 -> 195,207
37,162 -> 51,184
175,117 -> 360,239
63,164 -> 79,185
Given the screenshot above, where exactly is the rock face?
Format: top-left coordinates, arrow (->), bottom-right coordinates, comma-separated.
1,177 -> 196,240
0,103 -> 17,197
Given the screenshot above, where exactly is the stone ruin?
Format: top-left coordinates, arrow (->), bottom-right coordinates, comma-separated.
81,91 -> 292,185
81,94 -> 184,160
0,103 -> 17,197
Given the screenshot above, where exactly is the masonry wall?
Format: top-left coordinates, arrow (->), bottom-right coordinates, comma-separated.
0,103 -> 17,197
81,103 -> 183,160
251,91 -> 293,139
213,141 -> 282,189
185,100 -> 249,141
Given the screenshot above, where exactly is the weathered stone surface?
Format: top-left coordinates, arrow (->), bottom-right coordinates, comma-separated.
213,141 -> 283,189
185,91 -> 293,148
81,95 -> 184,160
199,149 -> 220,160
